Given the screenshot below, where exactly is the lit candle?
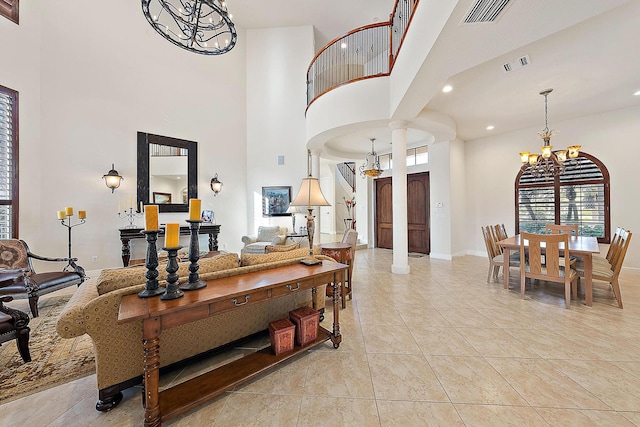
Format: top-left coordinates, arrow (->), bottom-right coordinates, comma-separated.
57,210 -> 66,220
78,210 -> 87,219
65,206 -> 73,216
164,223 -> 179,248
189,199 -> 201,221
145,205 -> 159,231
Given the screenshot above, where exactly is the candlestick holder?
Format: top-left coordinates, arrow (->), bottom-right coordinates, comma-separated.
59,214 -> 86,271
118,207 -> 143,228
138,230 -> 165,298
160,246 -> 184,300
180,219 -> 206,291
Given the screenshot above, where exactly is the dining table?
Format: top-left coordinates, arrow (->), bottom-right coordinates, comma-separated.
497,234 -> 600,306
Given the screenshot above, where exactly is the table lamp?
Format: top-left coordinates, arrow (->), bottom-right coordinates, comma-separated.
290,151 -> 331,265
285,205 -> 302,234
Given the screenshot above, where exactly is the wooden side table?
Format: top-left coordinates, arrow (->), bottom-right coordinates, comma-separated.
318,242 -> 353,308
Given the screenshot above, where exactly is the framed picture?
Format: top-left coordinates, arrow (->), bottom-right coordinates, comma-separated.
201,210 -> 213,222
152,192 -> 172,204
262,186 -> 292,217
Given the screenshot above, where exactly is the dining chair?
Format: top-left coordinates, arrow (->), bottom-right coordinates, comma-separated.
482,226 -> 518,283
546,223 -> 579,236
519,232 -> 578,308
576,228 -> 631,308
546,223 -> 580,269
494,224 -> 508,241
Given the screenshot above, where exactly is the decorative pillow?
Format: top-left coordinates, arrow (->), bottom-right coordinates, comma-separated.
96,264 -> 147,295
97,252 -> 240,295
0,239 -> 29,269
176,252 -> 239,277
256,226 -> 281,243
241,246 -> 320,267
265,243 -> 300,253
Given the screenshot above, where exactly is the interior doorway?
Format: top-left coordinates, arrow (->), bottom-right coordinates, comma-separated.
374,172 -> 430,254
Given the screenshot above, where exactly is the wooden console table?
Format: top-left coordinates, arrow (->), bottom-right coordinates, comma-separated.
119,224 -> 220,267
118,262 -> 346,427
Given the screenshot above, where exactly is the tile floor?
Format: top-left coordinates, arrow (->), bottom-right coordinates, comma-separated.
1,249 -> 640,426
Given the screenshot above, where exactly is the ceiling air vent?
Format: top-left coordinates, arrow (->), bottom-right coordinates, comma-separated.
502,55 -> 530,72
463,0 -> 513,23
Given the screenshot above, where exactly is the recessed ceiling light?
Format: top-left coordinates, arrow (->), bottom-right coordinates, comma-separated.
634,90 -> 640,96
442,85 -> 453,93
340,42 -> 347,49
486,125 -> 495,130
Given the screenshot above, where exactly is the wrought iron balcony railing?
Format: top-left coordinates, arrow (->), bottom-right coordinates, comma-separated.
306,0 -> 420,109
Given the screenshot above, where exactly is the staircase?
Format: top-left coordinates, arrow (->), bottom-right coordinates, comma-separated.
337,162 -> 356,193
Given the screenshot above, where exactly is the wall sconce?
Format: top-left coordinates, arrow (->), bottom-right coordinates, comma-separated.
102,163 -> 123,193
210,173 -> 223,196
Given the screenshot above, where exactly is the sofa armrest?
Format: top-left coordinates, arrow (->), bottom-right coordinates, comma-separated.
271,234 -> 287,245
242,235 -> 258,246
56,278 -> 99,338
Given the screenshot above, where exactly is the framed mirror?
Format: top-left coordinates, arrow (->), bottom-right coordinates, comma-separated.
137,132 -> 197,213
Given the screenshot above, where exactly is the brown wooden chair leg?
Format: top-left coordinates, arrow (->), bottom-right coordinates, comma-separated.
28,295 -> 39,318
16,327 -> 31,362
610,279 -> 624,309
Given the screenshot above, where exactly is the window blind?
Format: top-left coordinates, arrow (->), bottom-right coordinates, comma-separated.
0,87 -> 16,238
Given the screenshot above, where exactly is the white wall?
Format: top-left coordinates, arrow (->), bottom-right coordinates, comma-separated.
449,138 -> 467,257
2,0 -> 248,268
466,105 -> 640,269
1,1 -> 43,245
246,26 -> 315,237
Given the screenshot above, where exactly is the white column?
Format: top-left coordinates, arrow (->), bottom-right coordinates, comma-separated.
310,149 -> 322,240
390,121 -> 410,274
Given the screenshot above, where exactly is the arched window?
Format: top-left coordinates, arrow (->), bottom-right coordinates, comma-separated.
515,152 -> 610,243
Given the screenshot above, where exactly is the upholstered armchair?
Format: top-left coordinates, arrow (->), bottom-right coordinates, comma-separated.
241,226 -> 288,254
0,295 -> 31,363
0,239 -> 86,317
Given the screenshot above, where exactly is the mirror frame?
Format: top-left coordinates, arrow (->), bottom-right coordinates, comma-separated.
137,131 -> 198,213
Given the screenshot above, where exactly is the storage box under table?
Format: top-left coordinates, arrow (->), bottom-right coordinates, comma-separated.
268,318 -> 295,355
289,306 -> 320,346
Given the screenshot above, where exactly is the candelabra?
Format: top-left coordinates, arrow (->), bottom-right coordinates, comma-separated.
161,246 -> 184,300
58,213 -> 86,271
180,219 -> 206,291
119,207 -> 143,228
138,230 -> 165,298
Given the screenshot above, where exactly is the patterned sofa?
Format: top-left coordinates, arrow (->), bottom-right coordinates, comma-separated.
56,248 -> 328,411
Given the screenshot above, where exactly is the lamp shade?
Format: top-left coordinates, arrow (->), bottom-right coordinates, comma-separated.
290,176 -> 331,207
102,163 -> 123,193
286,205 -> 301,214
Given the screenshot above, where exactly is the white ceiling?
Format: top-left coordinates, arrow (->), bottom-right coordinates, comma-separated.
230,0 -> 394,48
231,0 -> 640,156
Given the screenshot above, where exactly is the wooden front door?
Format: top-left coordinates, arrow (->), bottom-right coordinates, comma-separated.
374,172 -> 430,254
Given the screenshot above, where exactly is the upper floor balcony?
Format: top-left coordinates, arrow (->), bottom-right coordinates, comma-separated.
306,0 -> 419,110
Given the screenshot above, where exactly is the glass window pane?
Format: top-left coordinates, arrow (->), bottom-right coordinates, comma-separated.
560,184 -> 605,238
379,154 -> 391,170
416,146 -> 428,164
518,187 -> 555,234
406,148 -> 415,166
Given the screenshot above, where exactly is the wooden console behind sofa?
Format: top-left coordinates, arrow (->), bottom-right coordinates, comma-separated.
119,261 -> 347,427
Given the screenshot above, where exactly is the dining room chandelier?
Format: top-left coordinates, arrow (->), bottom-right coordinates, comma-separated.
519,89 -> 580,179
359,138 -> 383,178
141,0 -> 237,55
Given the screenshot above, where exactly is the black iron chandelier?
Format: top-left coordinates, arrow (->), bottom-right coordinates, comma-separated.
141,0 -> 237,55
